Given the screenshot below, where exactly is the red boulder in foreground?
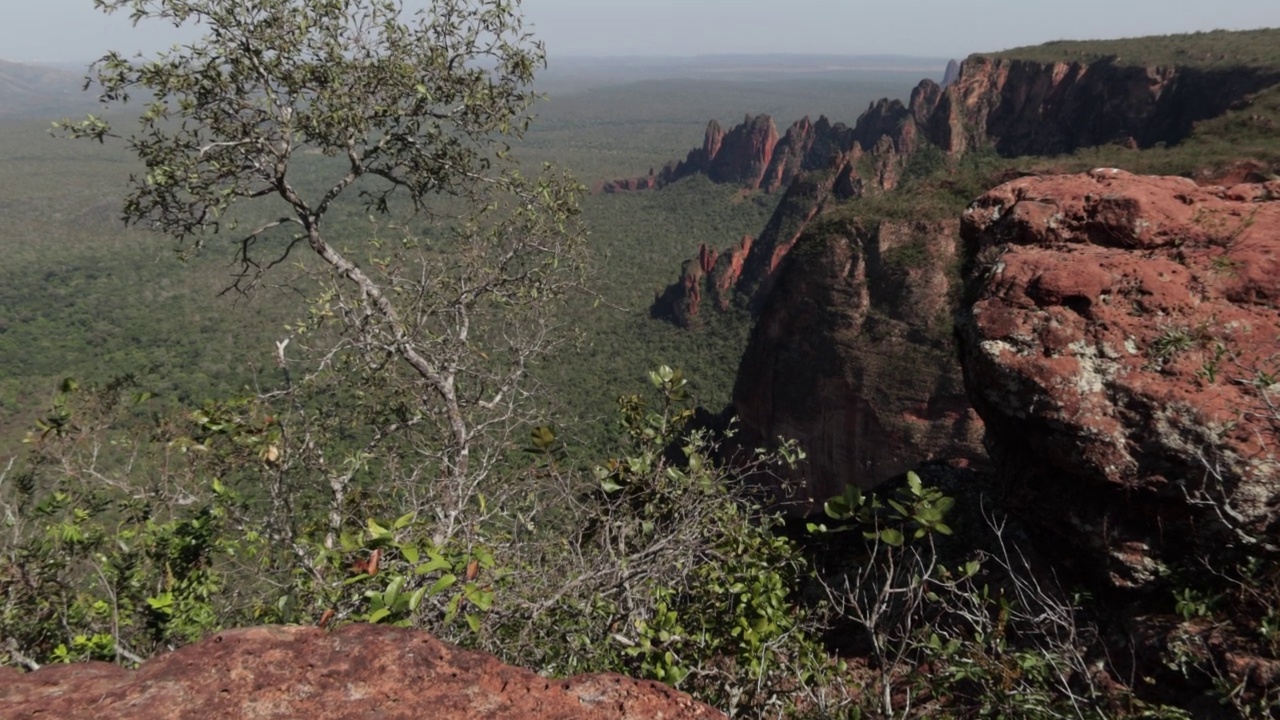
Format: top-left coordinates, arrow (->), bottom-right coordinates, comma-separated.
958,169 -> 1280,589
0,624 -> 726,720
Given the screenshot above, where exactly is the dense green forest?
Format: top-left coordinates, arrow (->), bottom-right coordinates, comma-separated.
0,70 -> 925,457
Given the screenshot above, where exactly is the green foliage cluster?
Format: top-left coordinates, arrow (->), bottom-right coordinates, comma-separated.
6,365 -> 1274,718
0,368 -> 833,717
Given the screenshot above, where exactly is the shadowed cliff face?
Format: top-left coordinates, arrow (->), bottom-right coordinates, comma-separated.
596,114 -> 859,195
917,57 -> 1280,156
731,219 -> 985,515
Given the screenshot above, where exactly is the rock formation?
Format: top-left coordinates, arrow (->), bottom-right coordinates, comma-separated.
914,57 -> 1280,157
706,114 -> 778,187
597,114 -> 859,195
651,155 -> 861,325
956,169 -> 1280,590
708,234 -> 752,311
941,59 -> 961,87
0,624 -> 727,720
649,51 -> 1280,329
651,48 -> 1280,518
732,218 -> 986,513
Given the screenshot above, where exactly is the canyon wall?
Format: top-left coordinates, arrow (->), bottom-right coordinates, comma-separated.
922,57 -> 1280,156
731,218 -> 985,513
646,52 -> 1280,514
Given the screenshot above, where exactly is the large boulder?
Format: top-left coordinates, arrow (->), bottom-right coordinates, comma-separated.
0,624 -> 726,720
957,169 -> 1280,589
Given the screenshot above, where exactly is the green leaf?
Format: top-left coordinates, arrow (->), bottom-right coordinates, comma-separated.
367,517 -> 390,538
530,425 -> 556,449
429,573 -> 458,595
879,528 -> 905,546
408,586 -> 428,612
367,607 -> 392,624
146,593 -> 174,613
401,545 -> 420,564
465,585 -> 494,611
393,512 -> 414,530
384,576 -> 405,604
415,556 -> 452,575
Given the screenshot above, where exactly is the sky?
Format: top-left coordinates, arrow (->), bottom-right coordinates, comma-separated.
4,0 -> 1280,64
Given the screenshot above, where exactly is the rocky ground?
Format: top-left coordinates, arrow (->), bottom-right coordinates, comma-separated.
0,624 -> 726,720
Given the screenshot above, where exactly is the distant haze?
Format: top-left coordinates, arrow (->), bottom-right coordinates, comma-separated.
3,0 -> 1279,65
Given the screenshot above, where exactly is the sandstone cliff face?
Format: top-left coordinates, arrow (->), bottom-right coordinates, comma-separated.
957,170 -> 1280,589
651,155 -> 861,326
597,114 -> 859,195
707,114 -> 778,186
0,624 -> 726,720
732,219 -> 985,514
915,57 -> 1280,157
649,54 -> 1280,328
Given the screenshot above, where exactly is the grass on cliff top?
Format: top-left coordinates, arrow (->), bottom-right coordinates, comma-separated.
1024,82 -> 1280,179
985,27 -> 1280,70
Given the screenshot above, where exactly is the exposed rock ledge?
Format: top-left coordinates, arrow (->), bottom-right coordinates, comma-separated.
0,624 -> 727,720
958,169 -> 1280,589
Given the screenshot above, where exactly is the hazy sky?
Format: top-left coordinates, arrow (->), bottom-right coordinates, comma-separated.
5,0 -> 1280,64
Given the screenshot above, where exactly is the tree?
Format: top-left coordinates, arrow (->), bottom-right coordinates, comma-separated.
59,0 -> 586,548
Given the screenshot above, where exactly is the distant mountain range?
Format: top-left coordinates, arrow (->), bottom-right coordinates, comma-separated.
1,54 -> 957,113
0,59 -> 93,118
537,53 -> 953,93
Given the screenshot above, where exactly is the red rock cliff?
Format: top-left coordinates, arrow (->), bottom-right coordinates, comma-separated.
651,154 -> 861,326
957,169 -> 1280,589
597,113 -> 859,195
915,56 -> 1280,157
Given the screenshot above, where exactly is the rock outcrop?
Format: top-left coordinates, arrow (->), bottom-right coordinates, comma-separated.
706,114 -> 778,187
914,57 -> 1280,157
0,624 -> 727,720
957,169 -> 1280,589
731,218 -> 986,513
652,156 -> 861,325
648,51 -> 1280,329
941,59 -> 961,88
597,114 -> 859,195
